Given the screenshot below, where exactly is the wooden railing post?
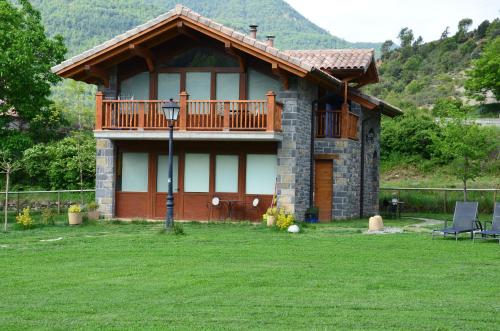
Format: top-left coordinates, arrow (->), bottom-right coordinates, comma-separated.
179,92 -> 188,131
266,91 -> 276,132
138,102 -> 145,129
223,101 -> 230,130
341,102 -> 349,138
95,91 -> 104,130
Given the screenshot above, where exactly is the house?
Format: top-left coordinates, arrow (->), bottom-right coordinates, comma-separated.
52,5 -> 402,222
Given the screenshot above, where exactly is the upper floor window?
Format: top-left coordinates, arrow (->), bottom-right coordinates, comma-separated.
120,72 -> 150,99
247,68 -> 280,100
162,47 -> 239,67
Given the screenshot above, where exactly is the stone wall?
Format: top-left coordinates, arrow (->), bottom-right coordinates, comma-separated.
360,108 -> 381,216
95,139 -> 115,218
276,78 -> 316,219
313,103 -> 381,220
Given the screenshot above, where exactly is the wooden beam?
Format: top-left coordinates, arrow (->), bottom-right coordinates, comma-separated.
129,44 -> 155,72
84,65 -> 109,87
272,63 -> 289,90
177,21 -> 199,41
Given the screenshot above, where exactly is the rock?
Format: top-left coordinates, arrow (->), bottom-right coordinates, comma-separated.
369,215 -> 384,231
287,224 -> 300,233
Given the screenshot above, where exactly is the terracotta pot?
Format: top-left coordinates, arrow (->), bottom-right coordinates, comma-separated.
368,215 -> 384,231
266,215 -> 276,227
87,210 -> 99,221
68,212 -> 83,225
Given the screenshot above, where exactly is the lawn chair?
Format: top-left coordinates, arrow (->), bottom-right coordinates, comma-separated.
473,202 -> 500,244
432,201 -> 481,241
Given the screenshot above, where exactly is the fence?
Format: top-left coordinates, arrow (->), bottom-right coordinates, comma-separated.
380,187 -> 498,214
1,189 -> 95,214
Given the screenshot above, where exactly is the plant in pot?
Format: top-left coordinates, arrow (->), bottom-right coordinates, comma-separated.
68,204 -> 83,225
263,207 -> 277,227
305,206 -> 319,223
87,201 -> 99,221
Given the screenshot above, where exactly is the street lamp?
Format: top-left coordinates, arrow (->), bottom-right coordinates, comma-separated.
161,98 -> 180,230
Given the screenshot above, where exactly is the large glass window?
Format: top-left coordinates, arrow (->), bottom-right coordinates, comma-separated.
247,68 -> 280,100
120,72 -> 150,99
246,154 -> 277,194
158,73 -> 180,100
184,153 -> 210,192
215,155 -> 239,193
216,73 -> 240,100
121,152 -> 149,192
163,47 -> 239,67
186,72 -> 211,100
157,155 -> 179,193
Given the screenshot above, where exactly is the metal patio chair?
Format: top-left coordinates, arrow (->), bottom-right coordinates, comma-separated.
432,201 -> 481,241
473,202 -> 500,244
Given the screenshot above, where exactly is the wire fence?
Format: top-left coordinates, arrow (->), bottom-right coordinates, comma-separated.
1,189 -> 95,214
380,187 -> 498,214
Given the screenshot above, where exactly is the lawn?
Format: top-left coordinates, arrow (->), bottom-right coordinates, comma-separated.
1,218 -> 499,330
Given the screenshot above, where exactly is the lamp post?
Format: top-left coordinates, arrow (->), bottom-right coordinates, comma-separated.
161,98 -> 180,230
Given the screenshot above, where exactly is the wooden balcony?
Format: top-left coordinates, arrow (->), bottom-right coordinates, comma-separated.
95,91 -> 282,132
314,109 -> 359,140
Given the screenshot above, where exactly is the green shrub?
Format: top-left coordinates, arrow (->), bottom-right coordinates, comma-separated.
41,208 -> 56,225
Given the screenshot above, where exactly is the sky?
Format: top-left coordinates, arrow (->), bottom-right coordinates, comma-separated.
284,0 -> 499,43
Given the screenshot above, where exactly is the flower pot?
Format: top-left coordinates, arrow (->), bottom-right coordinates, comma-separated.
87,210 -> 99,221
68,212 -> 83,225
266,215 -> 276,227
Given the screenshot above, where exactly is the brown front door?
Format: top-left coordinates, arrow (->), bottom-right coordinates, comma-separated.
314,160 -> 333,222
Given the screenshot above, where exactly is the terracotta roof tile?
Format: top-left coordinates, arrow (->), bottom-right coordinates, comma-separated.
282,49 -> 374,71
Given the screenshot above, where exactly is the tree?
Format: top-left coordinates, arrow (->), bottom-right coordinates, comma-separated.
432,99 -> 496,200
465,37 -> 500,101
0,151 -> 21,232
0,0 -> 66,143
398,27 -> 414,47
476,20 -> 490,39
380,40 -> 394,59
440,26 -> 450,40
456,18 -> 473,42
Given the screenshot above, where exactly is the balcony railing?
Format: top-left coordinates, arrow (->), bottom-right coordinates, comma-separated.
314,109 -> 359,140
95,91 -> 282,132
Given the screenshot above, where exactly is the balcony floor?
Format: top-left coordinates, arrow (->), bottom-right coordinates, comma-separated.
94,130 -> 283,141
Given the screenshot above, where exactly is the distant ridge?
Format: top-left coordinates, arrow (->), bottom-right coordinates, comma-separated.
29,0 -> 381,56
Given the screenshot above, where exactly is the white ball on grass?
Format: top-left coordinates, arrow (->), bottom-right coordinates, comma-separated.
287,224 -> 300,233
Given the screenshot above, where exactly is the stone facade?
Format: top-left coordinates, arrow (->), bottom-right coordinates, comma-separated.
95,138 -> 116,218
313,103 -> 380,220
276,78 -> 317,219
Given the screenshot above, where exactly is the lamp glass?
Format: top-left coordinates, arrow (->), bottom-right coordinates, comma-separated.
162,98 -> 180,121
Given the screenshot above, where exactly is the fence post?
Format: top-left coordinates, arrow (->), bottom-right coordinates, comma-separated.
443,190 -> 447,214
57,191 -> 61,214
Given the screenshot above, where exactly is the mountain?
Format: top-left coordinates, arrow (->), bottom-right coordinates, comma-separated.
364,19 -> 500,108
30,0 -> 380,56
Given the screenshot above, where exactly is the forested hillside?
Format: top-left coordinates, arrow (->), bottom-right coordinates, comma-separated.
30,0 -> 380,56
364,18 -> 500,109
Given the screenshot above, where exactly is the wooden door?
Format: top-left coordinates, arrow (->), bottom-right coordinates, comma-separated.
314,160 -> 333,222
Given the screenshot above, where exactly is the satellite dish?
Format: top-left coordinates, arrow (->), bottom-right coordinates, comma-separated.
211,197 -> 220,206
252,198 -> 260,207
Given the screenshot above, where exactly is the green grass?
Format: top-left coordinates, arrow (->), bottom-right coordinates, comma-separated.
1,218 -> 499,330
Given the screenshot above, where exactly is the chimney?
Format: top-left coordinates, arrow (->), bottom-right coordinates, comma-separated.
249,25 -> 258,39
266,35 -> 275,47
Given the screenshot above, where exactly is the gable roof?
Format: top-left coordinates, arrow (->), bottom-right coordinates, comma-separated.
282,49 -> 374,72
51,4 -> 401,116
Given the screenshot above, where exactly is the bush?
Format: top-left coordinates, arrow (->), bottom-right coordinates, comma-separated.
68,204 -> 82,213
41,208 -> 56,225
173,222 -> 185,235
276,208 -> 295,230
16,207 -> 33,229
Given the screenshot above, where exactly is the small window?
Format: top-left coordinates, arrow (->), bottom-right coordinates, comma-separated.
216,73 -> 240,100
157,155 -> 179,193
120,72 -> 150,100
184,153 -> 210,192
215,155 -> 239,193
247,68 -> 280,100
246,154 -> 277,194
121,152 -> 149,192
158,73 -> 180,100
186,72 -> 211,100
